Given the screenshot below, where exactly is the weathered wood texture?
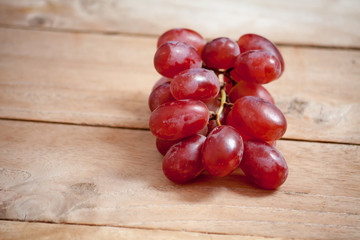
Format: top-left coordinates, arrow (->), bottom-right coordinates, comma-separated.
0,28 -> 359,144
0,1 -> 359,239
0,220 -> 282,240
0,120 -> 359,239
0,0 -> 359,48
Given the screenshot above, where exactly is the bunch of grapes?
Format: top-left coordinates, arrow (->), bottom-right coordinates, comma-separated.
148,28 -> 288,189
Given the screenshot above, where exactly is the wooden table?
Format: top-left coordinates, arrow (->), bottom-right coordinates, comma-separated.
0,1 -> 359,239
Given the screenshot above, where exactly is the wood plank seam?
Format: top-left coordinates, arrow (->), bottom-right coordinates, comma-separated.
1,23 -> 360,51
0,219 -> 285,238
1,117 -> 359,147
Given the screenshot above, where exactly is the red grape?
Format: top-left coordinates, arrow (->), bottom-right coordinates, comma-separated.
154,41 -> 202,78
202,37 -> 240,70
163,134 -> 206,183
227,110 -> 278,146
226,110 -> 252,140
202,96 -> 220,112
202,125 -> 244,177
228,96 -> 287,141
237,33 -> 284,72
197,125 -> 209,136
228,81 -> 274,104
156,138 -> 181,156
157,28 -> 206,54
170,68 -> 220,101
148,82 -> 175,111
152,76 -> 172,90
232,50 -> 282,84
240,140 -> 288,189
149,99 -> 209,141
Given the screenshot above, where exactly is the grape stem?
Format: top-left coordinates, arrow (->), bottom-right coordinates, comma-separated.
210,67 -> 236,126
216,88 -> 227,126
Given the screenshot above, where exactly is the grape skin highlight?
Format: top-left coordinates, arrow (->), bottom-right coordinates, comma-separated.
154,41 -> 202,78
171,68 -> 220,101
149,99 -> 209,141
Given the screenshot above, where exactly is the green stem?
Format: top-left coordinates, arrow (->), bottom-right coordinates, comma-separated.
216,88 -> 227,126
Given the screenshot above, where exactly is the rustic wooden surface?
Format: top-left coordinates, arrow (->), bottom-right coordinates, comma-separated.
0,0 -> 359,48
0,0 -> 359,239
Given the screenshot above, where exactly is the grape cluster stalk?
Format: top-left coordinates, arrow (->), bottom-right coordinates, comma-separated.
149,28 -> 288,190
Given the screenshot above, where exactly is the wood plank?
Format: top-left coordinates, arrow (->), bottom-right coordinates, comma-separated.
0,0 -> 359,48
0,220 -> 281,240
0,120 -> 359,239
0,28 -> 359,144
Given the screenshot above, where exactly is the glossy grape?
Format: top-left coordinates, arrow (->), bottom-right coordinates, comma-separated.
232,50 -> 282,84
237,33 -> 284,72
148,82 -> 175,111
170,68 -> 220,101
202,125 -> 244,177
163,134 -> 206,184
157,28 -> 206,54
228,96 -> 287,141
228,81 -> 274,104
149,99 -> 209,141
152,76 -> 172,90
154,41 -> 202,78
240,140 -> 288,189
202,37 -> 240,70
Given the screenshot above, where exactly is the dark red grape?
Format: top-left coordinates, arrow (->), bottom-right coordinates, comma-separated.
202,125 -> 244,177
154,41 -> 202,78
197,125 -> 209,136
152,76 -> 172,90
202,96 -> 220,112
228,96 -> 287,141
148,82 -> 175,111
170,68 -> 220,101
156,138 -> 181,156
237,33 -> 284,72
202,37 -> 240,70
163,134 -> 206,184
232,50 -> 282,84
228,81 -> 274,104
157,28 -> 206,54
149,99 -> 209,141
240,140 -> 288,189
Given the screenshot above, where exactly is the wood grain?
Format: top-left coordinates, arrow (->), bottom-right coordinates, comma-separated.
0,28 -> 359,144
0,120 -> 359,239
0,0 -> 359,48
0,220 -> 282,240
